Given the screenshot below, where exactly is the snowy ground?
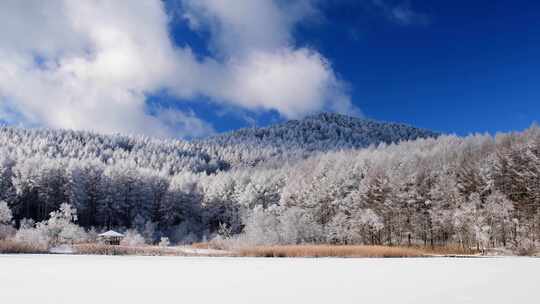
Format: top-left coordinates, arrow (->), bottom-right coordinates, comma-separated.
0,255 -> 538,304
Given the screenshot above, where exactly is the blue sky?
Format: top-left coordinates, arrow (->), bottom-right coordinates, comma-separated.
0,1 -> 538,138
310,0 -> 540,135
165,0 -> 540,136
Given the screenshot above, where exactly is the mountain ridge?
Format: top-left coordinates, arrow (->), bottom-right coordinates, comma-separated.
199,112 -> 440,152
0,112 -> 440,173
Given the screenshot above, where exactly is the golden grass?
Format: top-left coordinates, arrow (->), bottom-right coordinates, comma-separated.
235,244 -> 483,258
73,244 -> 187,256
419,244 -> 480,256
192,239 -> 230,251
236,245 -> 428,258
191,242 -> 211,249
1,239 -> 481,257
0,240 -> 48,254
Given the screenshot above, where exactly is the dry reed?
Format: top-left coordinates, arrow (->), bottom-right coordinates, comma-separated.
419,244 -> 480,256
191,242 -> 211,249
73,244 -> 187,256
236,245 -> 428,258
0,240 -> 48,254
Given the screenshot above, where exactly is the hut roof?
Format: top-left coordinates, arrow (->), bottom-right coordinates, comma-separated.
98,230 -> 124,238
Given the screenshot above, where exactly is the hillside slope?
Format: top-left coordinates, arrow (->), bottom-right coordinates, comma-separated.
201,113 -> 439,152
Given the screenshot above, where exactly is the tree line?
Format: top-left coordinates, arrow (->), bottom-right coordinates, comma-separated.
0,124 -> 539,252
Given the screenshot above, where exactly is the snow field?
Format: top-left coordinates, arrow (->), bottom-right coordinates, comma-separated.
0,255 -> 538,304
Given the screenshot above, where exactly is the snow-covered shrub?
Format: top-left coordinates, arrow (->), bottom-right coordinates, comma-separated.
15,226 -> 49,248
0,224 -> 15,240
0,201 -> 15,239
0,201 -> 12,225
121,230 -> 146,247
86,227 -> 99,243
15,204 -> 87,248
58,224 -> 88,244
41,203 -> 87,246
158,237 -> 170,247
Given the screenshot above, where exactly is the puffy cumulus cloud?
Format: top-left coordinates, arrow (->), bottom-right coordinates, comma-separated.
0,0 -> 357,138
0,0 -> 209,137
179,0 -> 356,118
212,48 -> 354,118
181,0 -> 319,56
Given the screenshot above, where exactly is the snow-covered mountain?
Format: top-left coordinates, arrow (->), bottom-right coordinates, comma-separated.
1,113 -> 539,249
0,113 -> 439,174
201,113 -> 439,152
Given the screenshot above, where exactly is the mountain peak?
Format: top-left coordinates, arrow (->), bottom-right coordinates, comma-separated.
304,112 -> 362,121
202,112 -> 439,152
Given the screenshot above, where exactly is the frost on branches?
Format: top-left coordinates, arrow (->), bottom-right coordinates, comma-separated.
0,116 -> 539,253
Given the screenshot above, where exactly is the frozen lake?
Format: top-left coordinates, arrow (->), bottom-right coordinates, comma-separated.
0,255 -> 538,304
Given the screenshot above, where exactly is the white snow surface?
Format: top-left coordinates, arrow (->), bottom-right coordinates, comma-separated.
0,255 -> 538,304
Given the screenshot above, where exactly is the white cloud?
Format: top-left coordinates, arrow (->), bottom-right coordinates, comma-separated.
0,0 -> 357,137
0,0 -> 206,137
180,0 -> 319,56
390,5 -> 429,26
372,0 -> 429,26
178,0 -> 356,118
212,48 -> 354,118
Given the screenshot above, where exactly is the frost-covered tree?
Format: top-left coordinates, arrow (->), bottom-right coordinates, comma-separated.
40,203 -> 87,246
242,205 -> 281,245
0,201 -> 15,239
14,203 -> 86,248
0,201 -> 12,225
278,206 -> 322,244
0,117 -> 539,251
484,191 -> 514,247
68,160 -> 105,227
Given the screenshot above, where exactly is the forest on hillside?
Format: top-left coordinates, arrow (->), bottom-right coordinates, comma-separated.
0,120 -> 539,253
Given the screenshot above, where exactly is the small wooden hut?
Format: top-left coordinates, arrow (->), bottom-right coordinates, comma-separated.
98,230 -> 124,245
